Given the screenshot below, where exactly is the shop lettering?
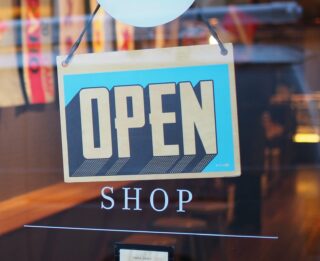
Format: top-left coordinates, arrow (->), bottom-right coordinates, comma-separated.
79,80 -> 217,159
101,186 -> 193,213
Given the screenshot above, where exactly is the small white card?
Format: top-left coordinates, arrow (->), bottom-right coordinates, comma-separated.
120,249 -> 168,261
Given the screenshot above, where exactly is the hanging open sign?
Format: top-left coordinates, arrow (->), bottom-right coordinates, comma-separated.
57,44 -> 240,182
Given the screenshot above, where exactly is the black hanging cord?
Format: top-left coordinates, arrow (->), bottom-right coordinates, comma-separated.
200,14 -> 228,55
61,3 -> 228,66
62,4 -> 101,67
197,8 -> 228,55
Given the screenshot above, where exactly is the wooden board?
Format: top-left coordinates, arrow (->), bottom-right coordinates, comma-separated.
0,181 -> 129,236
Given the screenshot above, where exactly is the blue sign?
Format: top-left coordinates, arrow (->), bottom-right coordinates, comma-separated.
57,44 -> 240,182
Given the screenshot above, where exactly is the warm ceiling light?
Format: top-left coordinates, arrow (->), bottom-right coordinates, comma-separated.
294,133 -> 320,143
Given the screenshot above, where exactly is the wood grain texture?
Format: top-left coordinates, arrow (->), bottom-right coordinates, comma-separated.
0,181 -> 129,236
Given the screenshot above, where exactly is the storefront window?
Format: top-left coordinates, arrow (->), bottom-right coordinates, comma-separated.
0,0 -> 319,260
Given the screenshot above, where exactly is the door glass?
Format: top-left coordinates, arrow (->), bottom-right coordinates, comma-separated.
0,1 -> 319,260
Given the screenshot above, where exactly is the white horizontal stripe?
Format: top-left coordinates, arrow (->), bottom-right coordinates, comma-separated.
24,225 -> 279,240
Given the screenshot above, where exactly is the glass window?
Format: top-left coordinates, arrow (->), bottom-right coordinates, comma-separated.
0,0 -> 319,260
